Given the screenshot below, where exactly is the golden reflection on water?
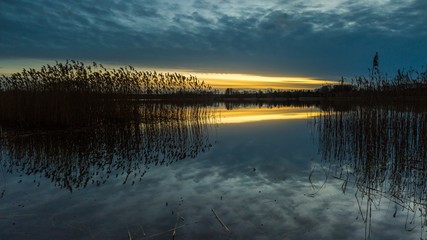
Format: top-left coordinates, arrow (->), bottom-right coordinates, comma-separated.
219,106 -> 321,124
0,103 -> 320,191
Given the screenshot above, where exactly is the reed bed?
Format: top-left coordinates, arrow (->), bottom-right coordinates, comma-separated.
353,67 -> 427,95
0,103 -> 218,191
312,66 -> 427,102
315,103 -> 427,238
0,60 -> 213,128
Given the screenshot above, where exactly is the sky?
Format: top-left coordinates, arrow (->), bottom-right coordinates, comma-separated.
1,0 -> 426,89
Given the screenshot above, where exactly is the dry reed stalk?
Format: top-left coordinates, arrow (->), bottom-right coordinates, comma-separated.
211,208 -> 231,233
139,224 -> 146,238
172,218 -> 177,240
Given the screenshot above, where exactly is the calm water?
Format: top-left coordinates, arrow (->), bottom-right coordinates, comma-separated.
0,103 -> 426,239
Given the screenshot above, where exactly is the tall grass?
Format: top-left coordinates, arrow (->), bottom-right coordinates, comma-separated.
315,103 -> 427,238
0,103 -> 218,191
0,60 -> 213,128
352,67 -> 427,94
314,66 -> 427,100
0,60 -> 211,95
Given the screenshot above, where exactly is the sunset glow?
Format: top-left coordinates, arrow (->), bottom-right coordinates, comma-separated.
195,73 -> 336,90
1,1 -> 426,239
0,59 -> 336,90
219,106 -> 321,124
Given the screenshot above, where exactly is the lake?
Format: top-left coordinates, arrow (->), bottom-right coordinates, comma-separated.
1,102 -> 426,240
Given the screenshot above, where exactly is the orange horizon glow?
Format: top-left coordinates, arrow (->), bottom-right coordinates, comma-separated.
0,58 -> 338,90
195,72 -> 337,90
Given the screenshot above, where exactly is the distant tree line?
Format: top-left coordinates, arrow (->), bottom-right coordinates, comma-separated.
221,88 -> 320,99
220,66 -> 427,100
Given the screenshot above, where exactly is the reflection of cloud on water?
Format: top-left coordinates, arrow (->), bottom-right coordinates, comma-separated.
116,157 -> 415,240
314,104 -> 427,239
114,120 -> 420,239
1,107 -> 424,239
0,103 -> 218,191
4,158 -> 417,239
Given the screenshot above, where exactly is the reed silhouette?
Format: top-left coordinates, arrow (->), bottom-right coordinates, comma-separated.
317,57 -> 427,99
0,103 -> 218,191
352,66 -> 427,98
314,103 -> 427,239
0,60 -> 213,128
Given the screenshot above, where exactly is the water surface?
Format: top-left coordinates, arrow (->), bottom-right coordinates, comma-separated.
0,103 -> 426,239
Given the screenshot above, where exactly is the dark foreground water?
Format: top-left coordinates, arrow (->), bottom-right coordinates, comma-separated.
1,103 -> 426,239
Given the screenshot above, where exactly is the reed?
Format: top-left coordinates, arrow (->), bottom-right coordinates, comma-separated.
0,60 -> 213,128
315,102 -> 427,238
353,66 -> 427,95
0,103 -> 218,191
317,66 -> 427,99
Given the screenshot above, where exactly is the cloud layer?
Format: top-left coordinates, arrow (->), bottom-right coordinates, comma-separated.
1,0 -> 426,79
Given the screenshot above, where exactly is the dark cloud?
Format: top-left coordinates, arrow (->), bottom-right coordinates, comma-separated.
0,0 -> 426,79
257,11 -> 309,35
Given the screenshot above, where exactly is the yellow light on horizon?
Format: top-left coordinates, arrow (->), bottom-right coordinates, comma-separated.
219,106 -> 321,124
194,72 -> 337,90
0,58 -> 338,90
